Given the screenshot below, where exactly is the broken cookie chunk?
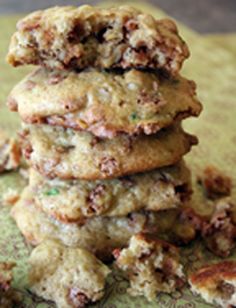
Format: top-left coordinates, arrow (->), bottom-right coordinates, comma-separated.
189,261 -> 236,307
29,240 -> 110,308
198,166 -> 232,199
202,198 -> 236,257
113,233 -> 185,301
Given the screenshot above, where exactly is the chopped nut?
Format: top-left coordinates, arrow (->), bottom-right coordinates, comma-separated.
86,184 -> 106,215
99,157 -> 118,176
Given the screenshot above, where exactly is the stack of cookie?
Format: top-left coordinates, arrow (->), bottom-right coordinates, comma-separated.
7,5 -> 202,260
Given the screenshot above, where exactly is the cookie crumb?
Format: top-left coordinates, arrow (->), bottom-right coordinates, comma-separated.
202,198 -> 236,257
198,166 -> 232,199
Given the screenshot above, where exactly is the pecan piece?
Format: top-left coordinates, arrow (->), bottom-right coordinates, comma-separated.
99,157 -> 118,176
86,184 -> 106,215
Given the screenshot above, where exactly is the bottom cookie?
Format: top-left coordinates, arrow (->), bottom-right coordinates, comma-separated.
12,186 -> 157,260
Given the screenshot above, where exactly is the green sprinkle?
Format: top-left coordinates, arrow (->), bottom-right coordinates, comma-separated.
130,112 -> 139,121
44,188 -> 60,196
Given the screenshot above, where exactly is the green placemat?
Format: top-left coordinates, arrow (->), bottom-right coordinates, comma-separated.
0,2 -> 236,307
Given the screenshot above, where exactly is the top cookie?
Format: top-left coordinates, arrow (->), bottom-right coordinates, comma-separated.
7,5 -> 189,74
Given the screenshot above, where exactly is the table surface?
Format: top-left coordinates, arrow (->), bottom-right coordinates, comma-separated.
0,0 -> 236,33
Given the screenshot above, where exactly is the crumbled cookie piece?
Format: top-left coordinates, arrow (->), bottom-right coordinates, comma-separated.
0,262 -> 20,308
2,188 -> 20,206
29,240 -> 110,308
202,198 -> 236,257
113,234 -> 185,301
198,166 -> 232,199
0,130 -> 21,173
7,5 -> 189,74
189,261 -> 236,307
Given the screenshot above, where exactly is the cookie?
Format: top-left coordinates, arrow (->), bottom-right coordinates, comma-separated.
8,68 -> 202,138
29,240 -> 110,308
189,261 -> 236,307
113,234 -> 185,301
7,5 -> 189,74
20,124 -> 197,180
12,186 -> 178,260
28,160 -> 191,223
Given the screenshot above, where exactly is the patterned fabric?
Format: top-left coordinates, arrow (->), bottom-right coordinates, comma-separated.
0,2 -> 235,307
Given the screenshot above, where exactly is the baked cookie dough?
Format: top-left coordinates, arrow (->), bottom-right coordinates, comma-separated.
20,124 -> 197,180
29,160 -> 191,223
29,240 -> 110,308
12,186 -> 180,260
7,5 -> 189,74
113,234 -> 185,301
189,261 -> 236,307
8,68 -> 202,138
